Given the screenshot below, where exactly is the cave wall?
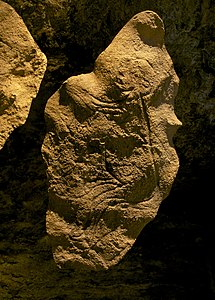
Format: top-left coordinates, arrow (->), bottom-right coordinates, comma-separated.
0,0 -> 215,299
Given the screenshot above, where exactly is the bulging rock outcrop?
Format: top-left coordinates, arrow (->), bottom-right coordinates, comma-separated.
42,11 -> 181,271
0,1 -> 47,149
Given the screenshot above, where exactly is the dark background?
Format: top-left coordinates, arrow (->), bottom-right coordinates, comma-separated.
0,0 -> 215,299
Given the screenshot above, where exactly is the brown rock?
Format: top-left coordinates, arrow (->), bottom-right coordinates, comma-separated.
0,1 -> 47,149
42,11 -> 181,270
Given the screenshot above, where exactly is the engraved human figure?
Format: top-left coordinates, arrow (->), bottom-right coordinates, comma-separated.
42,11 -> 181,270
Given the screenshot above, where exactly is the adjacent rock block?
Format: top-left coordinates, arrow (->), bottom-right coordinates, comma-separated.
42,11 -> 181,270
0,1 -> 47,149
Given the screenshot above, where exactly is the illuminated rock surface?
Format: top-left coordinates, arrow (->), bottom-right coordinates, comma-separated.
0,1 -> 47,149
42,11 -> 181,270
1,0 -> 215,298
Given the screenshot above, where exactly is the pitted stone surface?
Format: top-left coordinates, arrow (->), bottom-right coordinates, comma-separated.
42,11 -> 181,270
0,1 -> 47,149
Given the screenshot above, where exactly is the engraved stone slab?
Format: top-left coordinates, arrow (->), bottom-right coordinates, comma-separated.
0,1 -> 47,149
42,11 -> 181,270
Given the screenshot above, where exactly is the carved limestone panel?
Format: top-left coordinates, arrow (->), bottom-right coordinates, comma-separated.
42,11 -> 181,270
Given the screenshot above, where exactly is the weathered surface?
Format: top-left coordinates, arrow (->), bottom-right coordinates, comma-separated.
1,0 -> 215,298
0,1 -> 47,149
42,11 -> 181,270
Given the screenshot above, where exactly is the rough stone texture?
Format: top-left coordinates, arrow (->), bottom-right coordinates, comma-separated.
0,1 -> 47,149
0,0 -> 215,298
42,11 -> 181,271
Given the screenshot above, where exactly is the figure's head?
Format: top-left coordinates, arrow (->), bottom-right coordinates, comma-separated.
42,11 -> 181,270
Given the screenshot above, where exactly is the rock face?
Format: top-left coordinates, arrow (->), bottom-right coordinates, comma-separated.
42,11 -> 181,270
0,1 -> 47,149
